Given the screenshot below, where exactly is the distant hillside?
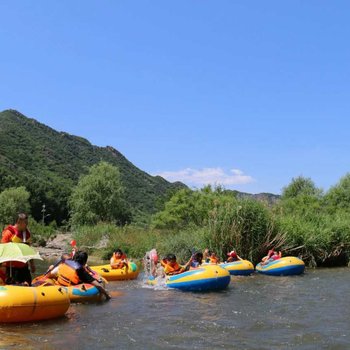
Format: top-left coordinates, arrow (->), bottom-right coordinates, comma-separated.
0,109 -> 185,223
224,190 -> 280,205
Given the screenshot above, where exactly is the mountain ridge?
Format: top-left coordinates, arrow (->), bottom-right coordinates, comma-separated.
0,109 -> 279,223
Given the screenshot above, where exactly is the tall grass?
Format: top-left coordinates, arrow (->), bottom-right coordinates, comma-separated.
205,199 -> 288,264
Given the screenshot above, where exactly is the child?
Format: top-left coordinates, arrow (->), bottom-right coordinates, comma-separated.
110,249 -> 128,270
208,251 -> 220,264
227,250 -> 242,262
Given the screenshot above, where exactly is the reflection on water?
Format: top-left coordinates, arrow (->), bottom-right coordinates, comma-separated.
1,266 -> 350,349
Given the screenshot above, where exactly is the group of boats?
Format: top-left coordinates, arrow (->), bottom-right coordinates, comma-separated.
0,260 -> 140,323
0,246 -> 305,324
148,256 -> 305,291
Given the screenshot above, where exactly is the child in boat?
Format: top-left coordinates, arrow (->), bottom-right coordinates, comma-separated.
110,249 -> 128,270
208,251 -> 220,264
203,248 -> 210,263
161,254 -> 190,275
48,251 -> 111,300
261,250 -> 282,265
226,250 -> 242,262
190,251 -> 203,268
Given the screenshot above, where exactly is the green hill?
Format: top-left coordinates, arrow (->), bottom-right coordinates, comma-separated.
0,109 -> 185,223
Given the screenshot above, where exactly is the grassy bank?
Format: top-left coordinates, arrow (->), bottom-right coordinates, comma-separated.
29,176 -> 350,268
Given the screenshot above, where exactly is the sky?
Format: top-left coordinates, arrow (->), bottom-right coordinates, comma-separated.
0,1 -> 349,194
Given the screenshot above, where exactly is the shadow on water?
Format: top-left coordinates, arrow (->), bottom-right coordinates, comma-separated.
1,263 -> 350,349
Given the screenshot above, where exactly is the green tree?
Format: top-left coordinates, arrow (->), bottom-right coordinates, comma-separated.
69,162 -> 130,225
0,186 -> 31,225
324,173 -> 350,212
152,185 -> 235,230
281,176 -> 322,199
278,176 -> 322,218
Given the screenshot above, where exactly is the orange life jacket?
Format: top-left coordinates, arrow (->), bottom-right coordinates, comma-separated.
56,260 -> 81,286
3,225 -> 31,243
110,254 -> 127,269
1,225 -> 31,268
161,260 -> 182,275
209,256 -> 219,264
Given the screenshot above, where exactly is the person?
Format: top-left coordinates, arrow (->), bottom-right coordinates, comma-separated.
208,251 -> 220,264
190,251 -> 203,268
160,254 -> 189,275
110,249 -> 128,270
48,251 -> 111,300
261,249 -> 282,265
1,213 -> 35,285
226,250 -> 242,262
203,248 -> 210,263
70,240 -> 78,258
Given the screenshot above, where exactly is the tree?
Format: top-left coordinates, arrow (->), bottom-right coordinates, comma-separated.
0,186 -> 31,225
324,173 -> 350,212
152,185 -> 235,230
281,176 -> 322,199
69,162 -> 130,225
279,176 -> 322,218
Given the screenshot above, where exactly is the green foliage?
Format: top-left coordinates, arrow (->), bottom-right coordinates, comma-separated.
152,186 -> 235,230
69,162 -> 131,226
0,186 -> 31,225
324,173 -> 350,212
281,176 -> 322,199
275,213 -> 350,267
0,109 -> 186,224
29,218 -> 57,246
206,199 -> 279,263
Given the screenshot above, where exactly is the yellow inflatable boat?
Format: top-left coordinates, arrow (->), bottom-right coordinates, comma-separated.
148,264 -> 231,291
220,259 -> 255,276
90,262 -> 139,281
32,276 -> 103,303
256,256 -> 305,276
0,285 -> 70,323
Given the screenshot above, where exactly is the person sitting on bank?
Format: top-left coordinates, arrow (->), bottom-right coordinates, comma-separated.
160,254 -> 190,275
110,249 -> 128,270
261,249 -> 282,265
1,213 -> 35,285
226,250 -> 242,262
208,251 -> 220,264
47,251 -> 111,300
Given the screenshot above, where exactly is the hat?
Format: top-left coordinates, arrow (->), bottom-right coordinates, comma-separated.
227,250 -> 236,256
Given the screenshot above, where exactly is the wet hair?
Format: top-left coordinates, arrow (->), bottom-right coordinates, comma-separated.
16,213 -> 28,223
193,252 -> 203,260
166,254 -> 176,261
61,253 -> 71,261
74,251 -> 88,265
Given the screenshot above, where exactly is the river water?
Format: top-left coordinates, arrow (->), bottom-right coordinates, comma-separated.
0,267 -> 349,349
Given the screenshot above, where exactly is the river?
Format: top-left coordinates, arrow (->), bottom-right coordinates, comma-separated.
0,267 -> 349,349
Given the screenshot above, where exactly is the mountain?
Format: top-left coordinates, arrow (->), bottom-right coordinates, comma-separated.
0,109 -> 185,223
227,190 -> 280,205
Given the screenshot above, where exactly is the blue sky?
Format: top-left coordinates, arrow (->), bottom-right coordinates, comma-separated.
1,1 -> 349,194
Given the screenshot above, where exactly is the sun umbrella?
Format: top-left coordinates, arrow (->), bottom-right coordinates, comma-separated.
0,242 -> 43,279
0,242 -> 43,264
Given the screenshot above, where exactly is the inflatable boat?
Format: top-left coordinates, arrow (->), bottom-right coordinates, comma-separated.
32,276 -> 103,302
0,285 -> 70,323
148,264 -> 230,291
256,256 -> 305,276
220,259 -> 255,276
90,262 -> 139,281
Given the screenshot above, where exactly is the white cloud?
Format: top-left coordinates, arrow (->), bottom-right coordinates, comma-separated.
156,167 -> 254,187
